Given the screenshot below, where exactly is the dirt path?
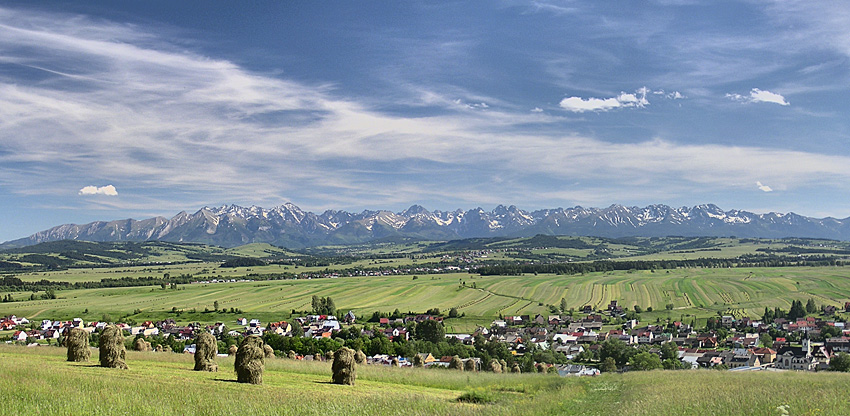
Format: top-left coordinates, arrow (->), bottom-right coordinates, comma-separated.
29,308 -> 48,320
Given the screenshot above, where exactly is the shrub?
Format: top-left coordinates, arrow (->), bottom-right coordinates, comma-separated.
457,390 -> 495,404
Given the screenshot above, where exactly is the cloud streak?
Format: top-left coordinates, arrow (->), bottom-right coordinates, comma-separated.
0,5 -> 847,219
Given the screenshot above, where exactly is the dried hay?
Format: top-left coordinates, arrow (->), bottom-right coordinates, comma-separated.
331,347 -> 356,386
194,331 -> 218,372
99,325 -> 128,369
66,328 -> 90,362
234,336 -> 264,384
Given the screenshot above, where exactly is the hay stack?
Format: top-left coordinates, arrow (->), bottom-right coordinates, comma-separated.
154,344 -> 164,352
287,350 -> 296,360
331,347 -> 356,386
194,332 -> 218,372
99,325 -> 128,369
134,338 -> 152,352
499,359 -> 508,371
511,362 -> 521,373
263,344 -> 275,359
325,350 -> 335,361
448,355 -> 463,371
412,354 -> 423,368
228,345 -> 238,356
391,357 -> 400,367
66,328 -> 91,362
355,349 -> 367,365
535,363 -> 546,373
464,359 -> 476,372
490,360 -> 502,373
234,336 -> 265,384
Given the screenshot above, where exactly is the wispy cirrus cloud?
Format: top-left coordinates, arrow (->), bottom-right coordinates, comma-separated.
0,4 -> 849,220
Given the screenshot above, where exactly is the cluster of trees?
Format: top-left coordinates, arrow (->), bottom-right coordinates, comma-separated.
477,255 -> 847,277
585,339 -> 688,372
311,295 -> 336,316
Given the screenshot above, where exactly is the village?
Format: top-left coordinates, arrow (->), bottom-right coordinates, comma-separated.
4,298 -> 850,375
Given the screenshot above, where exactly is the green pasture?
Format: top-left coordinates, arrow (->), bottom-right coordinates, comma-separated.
2,344 -> 850,415
3,267 -> 850,328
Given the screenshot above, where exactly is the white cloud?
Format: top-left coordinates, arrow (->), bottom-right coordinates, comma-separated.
530,107 -> 543,112
727,88 -> 789,106
560,87 -> 657,113
750,88 -> 789,106
79,185 -> 118,196
559,96 -> 622,112
756,181 -> 773,192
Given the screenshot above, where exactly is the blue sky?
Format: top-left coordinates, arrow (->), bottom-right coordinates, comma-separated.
2,1 -> 850,242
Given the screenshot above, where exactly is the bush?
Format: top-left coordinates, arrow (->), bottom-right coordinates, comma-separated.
457,390 -> 495,404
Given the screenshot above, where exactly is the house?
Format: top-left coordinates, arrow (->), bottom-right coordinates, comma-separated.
11,330 -> 27,341
236,318 -> 248,326
721,316 -> 736,328
775,341 -> 816,371
344,311 -> 356,324
749,347 -> 777,364
416,353 -> 437,364
557,364 -> 599,377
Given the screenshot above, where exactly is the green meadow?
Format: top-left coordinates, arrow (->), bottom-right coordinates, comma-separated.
3,266 -> 850,330
2,344 -> 849,416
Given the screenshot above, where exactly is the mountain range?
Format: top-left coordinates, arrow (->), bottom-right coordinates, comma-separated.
3,203 -> 850,249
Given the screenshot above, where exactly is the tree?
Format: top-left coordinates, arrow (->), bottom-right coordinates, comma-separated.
665,303 -> 674,311
789,300 -> 806,320
630,352 -> 662,371
599,339 -> 634,367
829,353 -> 850,372
660,342 -> 678,361
448,308 -> 459,318
634,305 -> 643,314
213,300 -> 219,311
600,357 -> 617,373
662,358 -> 688,370
560,297 -> 568,313
759,333 -> 774,348
415,320 -> 445,344
805,299 -> 817,314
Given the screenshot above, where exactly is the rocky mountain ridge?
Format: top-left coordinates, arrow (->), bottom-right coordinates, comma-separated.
4,203 -> 849,249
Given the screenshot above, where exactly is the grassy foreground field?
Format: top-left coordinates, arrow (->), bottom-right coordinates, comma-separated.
3,266 -> 850,330
2,344 -> 849,415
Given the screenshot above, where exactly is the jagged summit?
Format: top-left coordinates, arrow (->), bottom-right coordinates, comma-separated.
3,203 -> 850,249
